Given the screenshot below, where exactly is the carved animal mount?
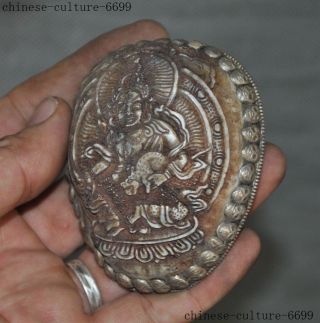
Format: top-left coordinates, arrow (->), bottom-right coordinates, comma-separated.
120,152 -> 168,195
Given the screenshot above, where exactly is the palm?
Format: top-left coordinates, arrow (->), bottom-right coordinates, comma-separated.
0,21 -> 286,323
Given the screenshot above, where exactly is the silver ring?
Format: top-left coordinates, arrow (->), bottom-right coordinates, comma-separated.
67,259 -> 103,313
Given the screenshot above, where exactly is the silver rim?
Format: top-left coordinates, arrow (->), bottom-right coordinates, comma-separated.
68,38 -> 265,293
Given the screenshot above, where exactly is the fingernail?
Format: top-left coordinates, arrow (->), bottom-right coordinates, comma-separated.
29,97 -> 59,126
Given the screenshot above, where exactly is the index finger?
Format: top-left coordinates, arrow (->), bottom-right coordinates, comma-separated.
0,20 -> 168,137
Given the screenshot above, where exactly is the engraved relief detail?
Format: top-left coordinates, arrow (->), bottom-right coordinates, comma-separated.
70,42 -> 229,263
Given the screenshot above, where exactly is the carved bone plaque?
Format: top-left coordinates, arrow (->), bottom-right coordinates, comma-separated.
68,39 -> 265,293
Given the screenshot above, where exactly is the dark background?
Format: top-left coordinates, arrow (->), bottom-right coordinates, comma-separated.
1,1 -> 319,322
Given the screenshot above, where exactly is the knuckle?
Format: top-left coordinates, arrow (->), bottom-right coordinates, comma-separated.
3,133 -> 23,151
0,136 -> 31,204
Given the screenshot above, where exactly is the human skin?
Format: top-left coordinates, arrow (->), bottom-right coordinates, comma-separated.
0,20 -> 286,323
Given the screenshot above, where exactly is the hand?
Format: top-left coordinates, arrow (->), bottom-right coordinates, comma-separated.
0,20 -> 286,323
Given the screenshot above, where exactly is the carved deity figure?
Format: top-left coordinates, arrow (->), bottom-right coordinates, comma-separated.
84,76 -> 207,234
70,45 -> 228,264
110,88 -> 189,190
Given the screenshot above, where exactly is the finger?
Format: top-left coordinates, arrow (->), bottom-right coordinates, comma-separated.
77,249 -> 129,305
0,20 -> 168,138
92,229 -> 260,323
252,143 -> 286,211
0,95 -> 28,138
13,20 -> 168,105
0,315 -> 8,323
0,213 -> 86,322
20,180 -> 83,258
0,211 -> 46,254
0,97 -> 71,217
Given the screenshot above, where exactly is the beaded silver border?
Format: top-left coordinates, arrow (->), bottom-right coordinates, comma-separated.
68,38 -> 265,293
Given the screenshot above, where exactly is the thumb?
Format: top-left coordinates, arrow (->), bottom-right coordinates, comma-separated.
0,97 -> 71,217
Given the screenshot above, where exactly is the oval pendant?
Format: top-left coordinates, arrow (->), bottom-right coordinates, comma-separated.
68,39 -> 265,293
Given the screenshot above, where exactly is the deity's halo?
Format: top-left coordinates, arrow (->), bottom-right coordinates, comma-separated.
96,50 -> 179,112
